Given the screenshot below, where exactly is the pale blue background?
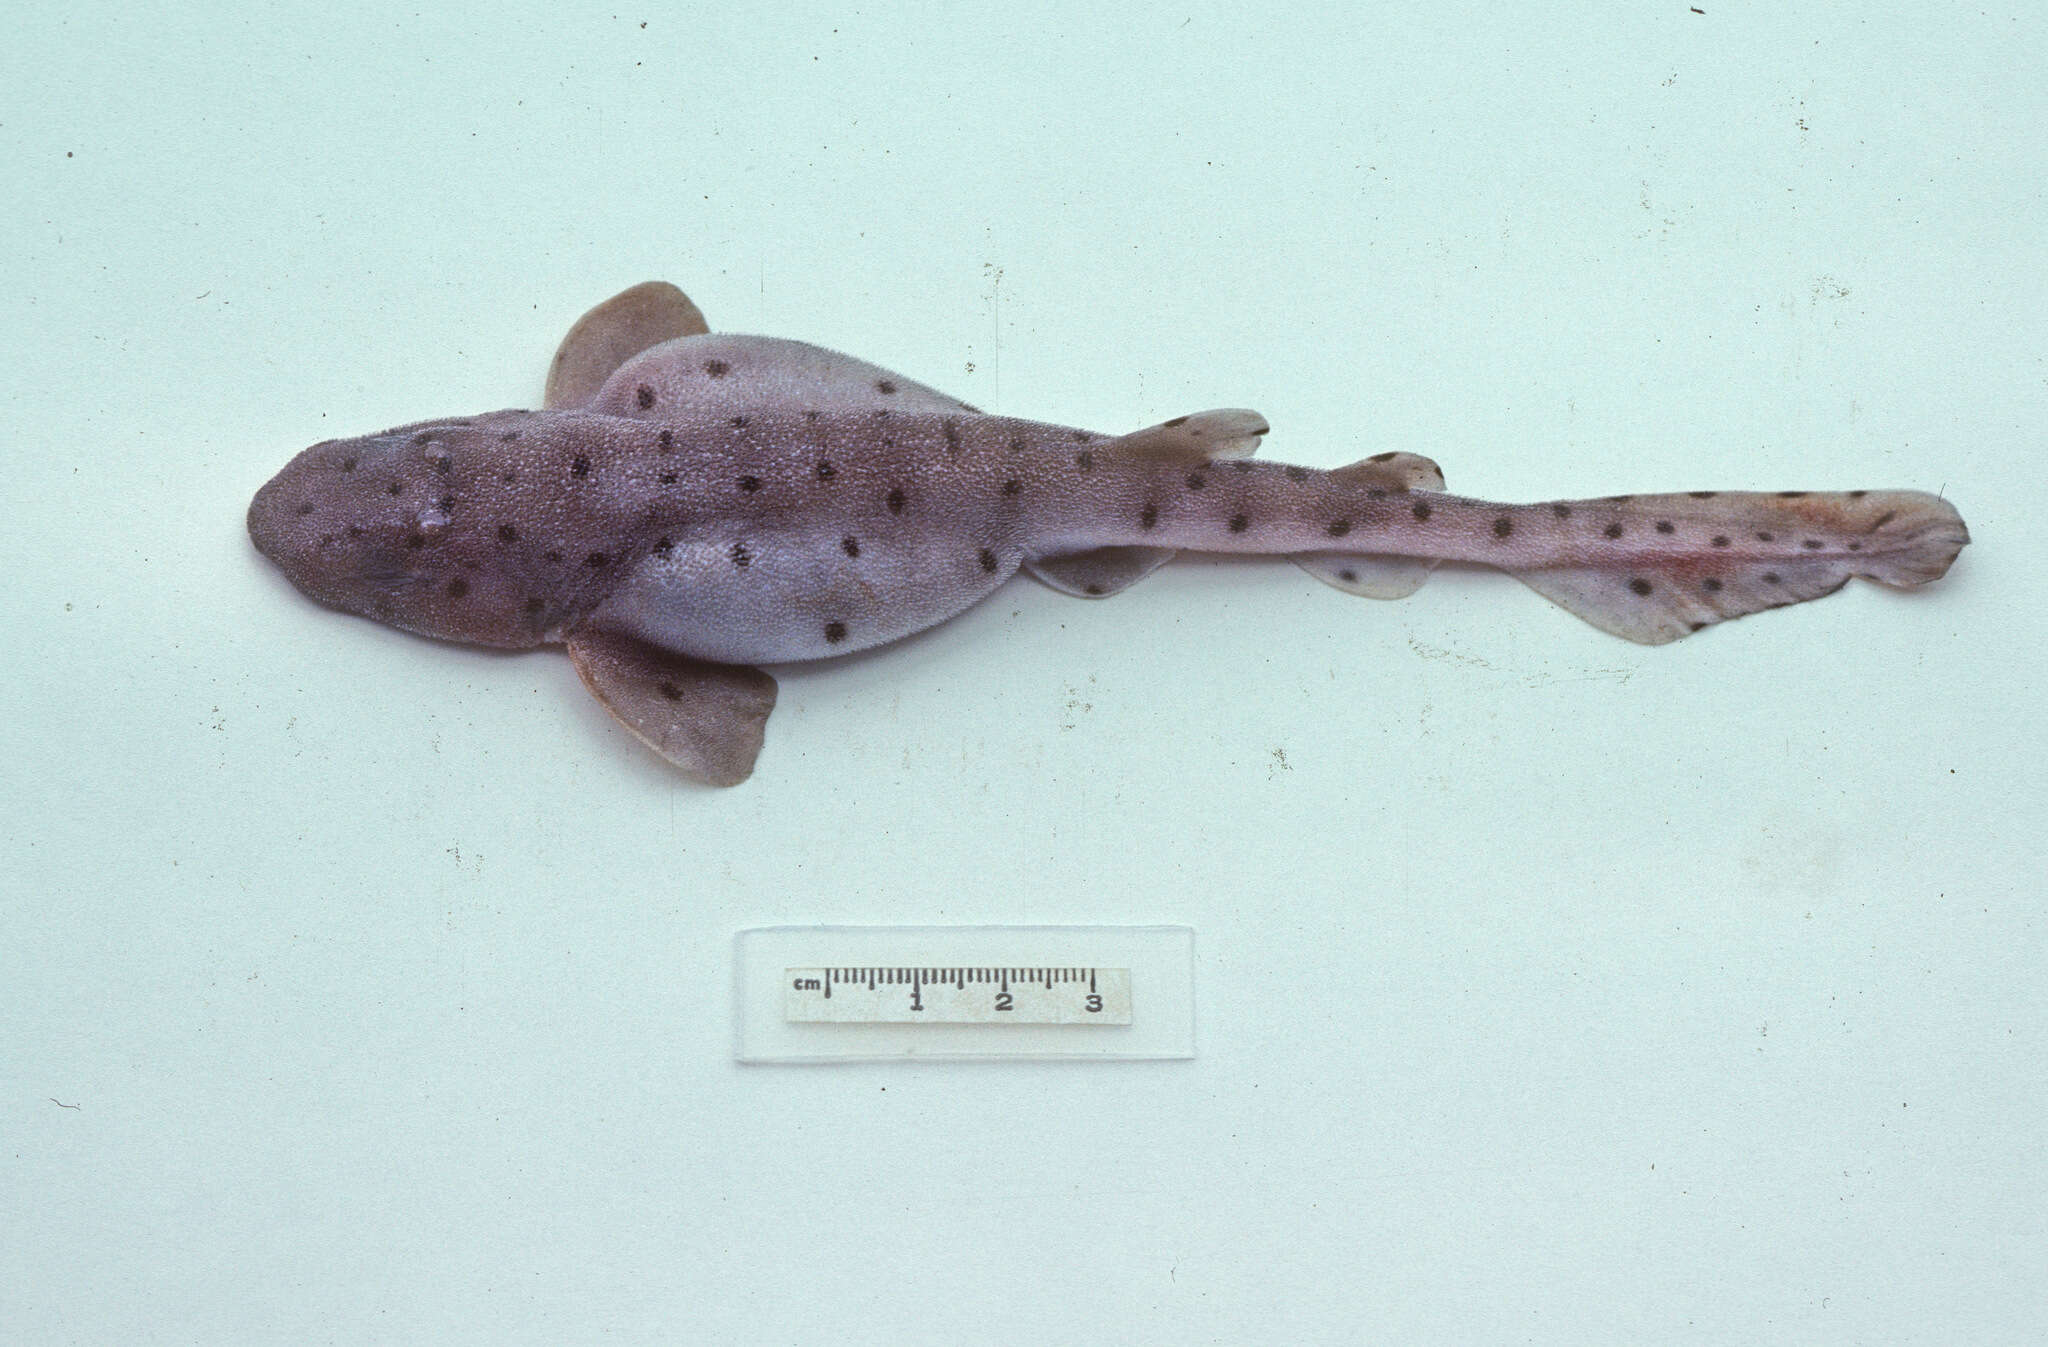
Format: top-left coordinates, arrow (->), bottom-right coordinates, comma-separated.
4,3 -> 2043,1342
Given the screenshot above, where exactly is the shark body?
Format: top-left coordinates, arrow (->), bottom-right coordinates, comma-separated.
248,282 -> 1969,783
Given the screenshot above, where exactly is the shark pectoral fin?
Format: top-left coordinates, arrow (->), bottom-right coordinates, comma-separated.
545,281 -> 711,410
1294,552 -> 1437,599
1027,546 -> 1179,598
565,627 -> 776,785
1112,409 -> 1270,464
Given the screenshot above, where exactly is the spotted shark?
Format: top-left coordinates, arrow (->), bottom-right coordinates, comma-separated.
248,282 -> 1969,784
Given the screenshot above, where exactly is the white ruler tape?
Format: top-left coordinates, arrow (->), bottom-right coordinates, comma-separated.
734,926 -> 1194,1062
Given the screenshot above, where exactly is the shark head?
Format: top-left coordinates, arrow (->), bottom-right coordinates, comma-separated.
247,416 -> 555,648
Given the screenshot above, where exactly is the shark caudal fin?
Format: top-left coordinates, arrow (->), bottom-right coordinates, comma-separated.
1509,489 -> 1969,644
1293,451 -> 1447,600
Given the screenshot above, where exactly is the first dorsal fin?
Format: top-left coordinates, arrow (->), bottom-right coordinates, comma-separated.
545,282 -> 710,410
1025,410 -> 1271,599
1112,409 -> 1270,466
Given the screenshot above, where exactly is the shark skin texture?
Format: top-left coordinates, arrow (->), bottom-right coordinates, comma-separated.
248,281 -> 1970,784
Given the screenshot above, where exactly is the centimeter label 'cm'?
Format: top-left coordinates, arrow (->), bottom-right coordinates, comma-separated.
784,967 -> 1134,1024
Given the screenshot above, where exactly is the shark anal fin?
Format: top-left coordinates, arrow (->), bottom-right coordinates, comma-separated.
1027,546 -> 1179,598
546,282 -> 711,410
566,627 -> 776,785
1295,552 -> 1437,599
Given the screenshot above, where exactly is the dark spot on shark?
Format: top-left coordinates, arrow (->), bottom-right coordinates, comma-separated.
1756,531 -> 1774,541
1655,520 -> 1675,534
657,430 -> 673,450
876,380 -> 897,395
1367,489 -> 1388,500
436,494 -> 456,512
296,502 -> 315,516
1873,510 -> 1897,528
1703,577 -> 1723,592
636,385 -> 655,409
1339,569 -> 1357,582
1368,451 -> 1396,463
1849,490 -> 1869,498
1008,434 -> 1027,453
501,470 -> 518,485
571,455 -> 590,478
404,533 -> 425,550
499,432 -> 519,443
1553,503 -> 1572,518
1073,430 -> 1095,443
653,537 -> 674,556
1231,460 -> 1254,473
1002,478 -> 1022,496
340,455 -> 358,471
887,487 -> 907,514
1629,578 -> 1653,596
1712,535 -> 1730,547
1493,517 -> 1513,539
979,548 -> 998,572
843,536 -> 861,558
730,415 -> 748,429
1140,503 -> 1158,530
657,681 -> 682,701
824,620 -> 847,643
1689,491 -> 1716,498
429,453 -> 452,475
1326,519 -> 1351,537
1084,583 -> 1105,595
1606,495 -> 1634,503
1285,466 -> 1310,481
1075,450 -> 1094,471
1229,514 -> 1249,533
1412,501 -> 1432,522
1803,538 -> 1825,549
731,542 -> 750,568
738,475 -> 761,492
525,596 -> 546,616
388,482 -> 404,495
544,550 -> 563,564
1186,473 -> 1207,490
1604,522 -> 1625,539
498,524 -> 517,543
1690,621 -> 1707,631
1779,491 -> 1807,498
658,472 -> 677,484
816,460 -> 837,481
585,552 -> 608,568
445,577 -> 469,599
804,409 -> 820,422
1847,541 -> 1862,551
944,419 -> 962,453
1165,415 -> 1188,427
1762,571 -> 1782,585
704,360 -> 729,377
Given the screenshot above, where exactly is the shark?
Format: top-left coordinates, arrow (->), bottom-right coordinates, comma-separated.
248,281 -> 1970,784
